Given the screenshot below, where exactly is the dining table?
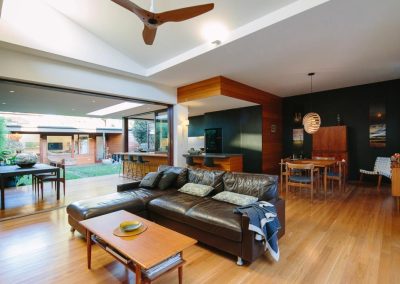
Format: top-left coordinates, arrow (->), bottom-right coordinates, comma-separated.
0,163 -> 60,210
287,159 -> 337,199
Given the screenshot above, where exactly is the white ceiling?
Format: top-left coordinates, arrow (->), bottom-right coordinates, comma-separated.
182,96 -> 258,117
0,0 -> 399,98
0,81 -> 166,118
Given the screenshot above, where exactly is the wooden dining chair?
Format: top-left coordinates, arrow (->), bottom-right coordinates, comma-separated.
37,160 -> 66,199
279,157 -> 292,193
32,161 -> 58,196
286,163 -> 319,202
327,160 -> 346,193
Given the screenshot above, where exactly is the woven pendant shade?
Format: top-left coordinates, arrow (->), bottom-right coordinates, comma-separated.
303,112 -> 321,134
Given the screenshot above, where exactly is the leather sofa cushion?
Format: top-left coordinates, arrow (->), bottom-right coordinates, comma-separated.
188,168 -> 225,193
67,191 -> 146,221
186,199 -> 242,242
148,192 -> 207,223
222,172 -> 278,201
158,165 -> 188,188
139,172 -> 163,188
67,188 -> 175,221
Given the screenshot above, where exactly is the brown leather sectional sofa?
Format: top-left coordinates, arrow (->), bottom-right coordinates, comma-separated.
67,165 -> 285,264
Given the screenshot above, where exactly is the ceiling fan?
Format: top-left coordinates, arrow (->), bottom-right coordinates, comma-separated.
111,0 -> 214,45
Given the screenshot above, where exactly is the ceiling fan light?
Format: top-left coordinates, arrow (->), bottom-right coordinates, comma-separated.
303,112 -> 321,134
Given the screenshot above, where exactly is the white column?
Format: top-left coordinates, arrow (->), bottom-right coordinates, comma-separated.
173,104 -> 189,167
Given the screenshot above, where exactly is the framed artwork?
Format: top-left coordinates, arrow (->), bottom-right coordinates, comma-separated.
369,124 -> 386,148
369,99 -> 386,148
293,128 -> 304,148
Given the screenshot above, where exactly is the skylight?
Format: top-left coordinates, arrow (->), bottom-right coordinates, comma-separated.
87,102 -> 143,116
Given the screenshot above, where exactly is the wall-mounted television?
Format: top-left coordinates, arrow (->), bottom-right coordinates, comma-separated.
48,142 -> 63,151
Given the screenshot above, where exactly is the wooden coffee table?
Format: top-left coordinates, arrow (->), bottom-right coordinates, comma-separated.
80,210 -> 197,283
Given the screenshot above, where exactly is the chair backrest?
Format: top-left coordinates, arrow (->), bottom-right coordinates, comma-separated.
286,163 -> 314,171
313,156 -> 335,161
374,157 -> 391,178
203,157 -> 215,167
186,156 -> 195,166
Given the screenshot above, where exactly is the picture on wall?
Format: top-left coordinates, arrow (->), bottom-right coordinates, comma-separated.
293,128 -> 304,148
369,99 -> 386,148
369,124 -> 386,148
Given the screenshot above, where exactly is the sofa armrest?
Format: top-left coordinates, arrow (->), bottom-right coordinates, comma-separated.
240,198 -> 285,262
117,181 -> 141,192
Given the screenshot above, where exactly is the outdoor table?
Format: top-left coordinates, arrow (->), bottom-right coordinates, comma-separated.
0,163 -> 60,210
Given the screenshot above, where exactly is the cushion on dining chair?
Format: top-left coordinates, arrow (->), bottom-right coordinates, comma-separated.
289,176 -> 312,183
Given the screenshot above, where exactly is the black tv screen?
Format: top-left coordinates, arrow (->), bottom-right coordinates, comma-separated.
48,142 -> 63,151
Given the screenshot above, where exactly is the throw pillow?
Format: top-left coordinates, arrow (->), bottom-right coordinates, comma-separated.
178,183 -> 214,197
212,191 -> 258,206
139,171 -> 163,189
158,172 -> 178,190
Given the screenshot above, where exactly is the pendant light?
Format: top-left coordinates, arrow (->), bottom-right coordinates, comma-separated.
303,72 -> 321,134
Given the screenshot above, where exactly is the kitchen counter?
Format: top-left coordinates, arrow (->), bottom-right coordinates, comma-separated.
182,153 -> 243,172
183,153 -> 242,158
116,152 -> 168,158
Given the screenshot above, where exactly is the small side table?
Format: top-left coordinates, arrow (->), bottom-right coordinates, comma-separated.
391,163 -> 400,212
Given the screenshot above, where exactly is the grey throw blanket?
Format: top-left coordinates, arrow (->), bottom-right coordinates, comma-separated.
234,201 -> 281,261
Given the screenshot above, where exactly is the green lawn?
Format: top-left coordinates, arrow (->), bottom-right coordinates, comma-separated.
15,163 -> 120,186
66,163 -> 120,180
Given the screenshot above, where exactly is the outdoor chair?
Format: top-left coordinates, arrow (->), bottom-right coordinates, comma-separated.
359,157 -> 391,190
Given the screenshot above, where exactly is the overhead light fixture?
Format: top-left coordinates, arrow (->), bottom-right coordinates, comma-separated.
9,90 -> 15,93
303,72 -> 321,134
88,102 -> 143,116
2,102 -> 6,105
202,22 -> 228,45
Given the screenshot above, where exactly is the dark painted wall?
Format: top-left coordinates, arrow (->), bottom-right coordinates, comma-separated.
283,79 -> 400,179
189,106 -> 262,173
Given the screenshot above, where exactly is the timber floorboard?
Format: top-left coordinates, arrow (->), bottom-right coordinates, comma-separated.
0,182 -> 399,283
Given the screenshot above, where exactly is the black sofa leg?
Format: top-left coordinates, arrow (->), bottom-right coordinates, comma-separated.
236,257 -> 244,266
70,227 -> 76,234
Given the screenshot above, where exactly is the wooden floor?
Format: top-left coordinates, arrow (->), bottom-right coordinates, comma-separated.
0,182 -> 399,284
0,174 -> 131,220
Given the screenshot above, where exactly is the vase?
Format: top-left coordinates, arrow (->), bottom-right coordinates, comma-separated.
15,153 -> 38,168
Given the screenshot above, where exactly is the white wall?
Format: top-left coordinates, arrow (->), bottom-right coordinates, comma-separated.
173,104 -> 188,167
0,47 -> 177,105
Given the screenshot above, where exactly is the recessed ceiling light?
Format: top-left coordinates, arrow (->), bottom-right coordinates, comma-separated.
72,108 -> 75,111
2,102 -> 6,105
88,102 -> 143,116
92,100 -> 96,103
9,90 -> 15,93
202,22 -> 229,45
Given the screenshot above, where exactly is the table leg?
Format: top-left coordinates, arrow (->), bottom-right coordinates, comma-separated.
178,265 -> 183,284
324,167 -> 327,200
86,230 -> 92,269
0,177 -> 4,210
135,263 -> 142,284
56,169 -> 60,200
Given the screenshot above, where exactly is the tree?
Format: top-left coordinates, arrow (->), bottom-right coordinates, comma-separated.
0,116 -> 8,151
132,120 -> 148,145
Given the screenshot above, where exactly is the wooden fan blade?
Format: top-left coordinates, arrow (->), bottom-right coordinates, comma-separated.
143,25 -> 157,45
157,3 -> 214,23
111,0 -> 151,22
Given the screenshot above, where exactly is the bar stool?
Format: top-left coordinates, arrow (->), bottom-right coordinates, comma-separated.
119,155 -> 129,177
203,156 -> 216,169
136,155 -> 150,179
127,155 -> 138,179
186,156 -> 199,168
